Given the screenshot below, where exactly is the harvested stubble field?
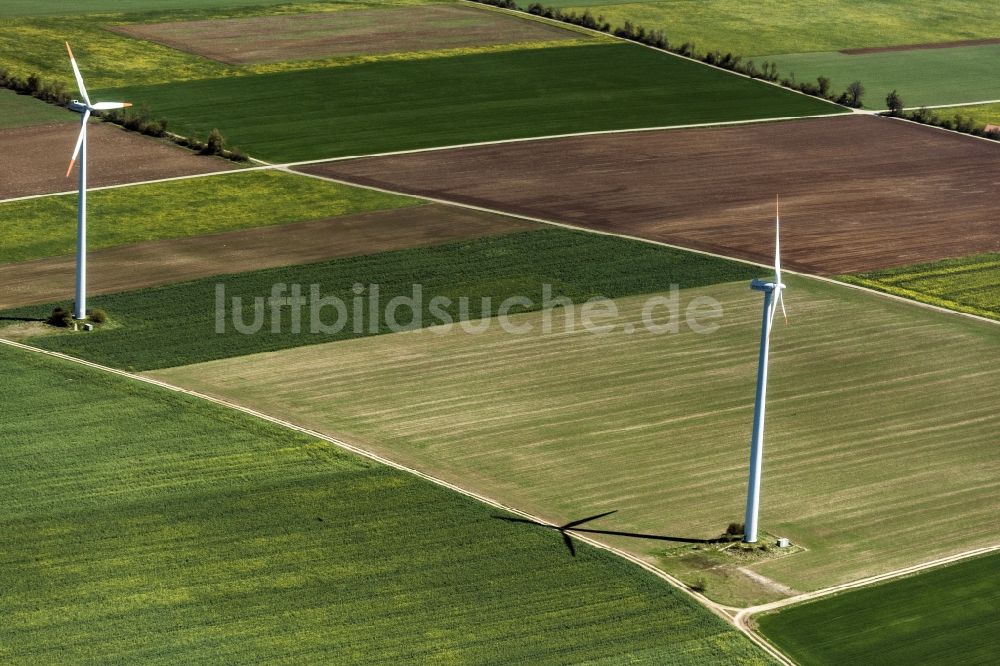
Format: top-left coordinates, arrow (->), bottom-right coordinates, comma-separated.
758,551 -> 1000,665
306,114 -> 1000,275
0,121 -> 235,200
0,204 -> 537,309
152,276 -> 1000,604
97,42 -> 840,162
111,5 -> 583,64
0,345 -> 772,664
1,228 -> 758,370
0,170 -> 418,265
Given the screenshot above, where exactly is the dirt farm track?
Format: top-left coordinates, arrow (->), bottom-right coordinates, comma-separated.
307,115 -> 1000,275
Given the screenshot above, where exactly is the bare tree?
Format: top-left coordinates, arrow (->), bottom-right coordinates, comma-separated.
846,80 -> 865,107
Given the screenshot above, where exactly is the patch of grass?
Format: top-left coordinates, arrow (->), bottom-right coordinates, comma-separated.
0,170 -> 421,264
111,5 -> 587,65
0,0 -> 346,16
96,42 -> 842,162
841,253 -> 1000,320
1,228 -> 759,370
0,88 -> 74,128
0,344 -> 773,663
935,102 -> 1000,127
530,0 -> 999,55
151,276 -> 1000,604
757,552 -> 1000,665
0,2 -> 444,89
763,44 -> 1000,108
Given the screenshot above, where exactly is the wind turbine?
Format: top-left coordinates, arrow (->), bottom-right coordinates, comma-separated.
65,42 -> 131,320
743,196 -> 787,544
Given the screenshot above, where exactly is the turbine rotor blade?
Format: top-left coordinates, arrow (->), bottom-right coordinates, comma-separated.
774,194 -> 782,285
65,42 -> 91,106
561,510 -> 618,531
66,109 -> 90,177
561,531 -> 577,557
89,101 -> 132,111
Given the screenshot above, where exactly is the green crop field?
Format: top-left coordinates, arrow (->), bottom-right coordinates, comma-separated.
0,88 -> 74,129
525,0 -> 999,56
0,344 -> 773,663
0,170 -> 419,264
152,277 -> 1000,605
763,44 -> 1000,108
96,42 -> 842,162
757,552 -> 1000,665
841,253 -> 1000,320
1,228 -> 759,370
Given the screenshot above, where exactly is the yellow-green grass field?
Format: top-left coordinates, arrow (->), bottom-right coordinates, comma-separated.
842,253 -> 1000,321
152,276 -> 1000,605
938,102 -> 1000,127
763,44 -> 1000,108
758,552 -> 1000,665
0,88 -> 73,129
526,0 -> 999,56
0,170 -> 420,264
0,343 -> 774,663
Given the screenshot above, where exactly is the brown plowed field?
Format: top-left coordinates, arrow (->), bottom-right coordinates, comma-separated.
0,204 -> 536,309
303,115 -> 1000,275
0,122 -> 234,200
110,6 -> 580,65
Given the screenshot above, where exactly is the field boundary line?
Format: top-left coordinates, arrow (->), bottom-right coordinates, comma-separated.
735,543 -> 1000,632
0,335 -> 792,666
289,168 -> 1000,329
459,0 -> 849,112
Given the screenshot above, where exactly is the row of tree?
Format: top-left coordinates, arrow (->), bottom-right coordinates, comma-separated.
470,0 -> 864,107
884,90 -> 999,140
0,67 -> 248,161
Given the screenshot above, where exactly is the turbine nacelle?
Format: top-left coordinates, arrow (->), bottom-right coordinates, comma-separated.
68,99 -> 88,113
750,278 -> 785,293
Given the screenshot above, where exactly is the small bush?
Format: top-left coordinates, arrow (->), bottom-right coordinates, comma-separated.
725,522 -> 744,536
47,307 -> 72,328
202,128 -> 226,156
689,578 -> 707,593
885,89 -> 904,116
87,308 -> 108,324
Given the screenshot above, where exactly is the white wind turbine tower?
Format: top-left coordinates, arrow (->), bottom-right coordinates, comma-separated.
743,195 -> 787,544
65,42 -> 131,320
